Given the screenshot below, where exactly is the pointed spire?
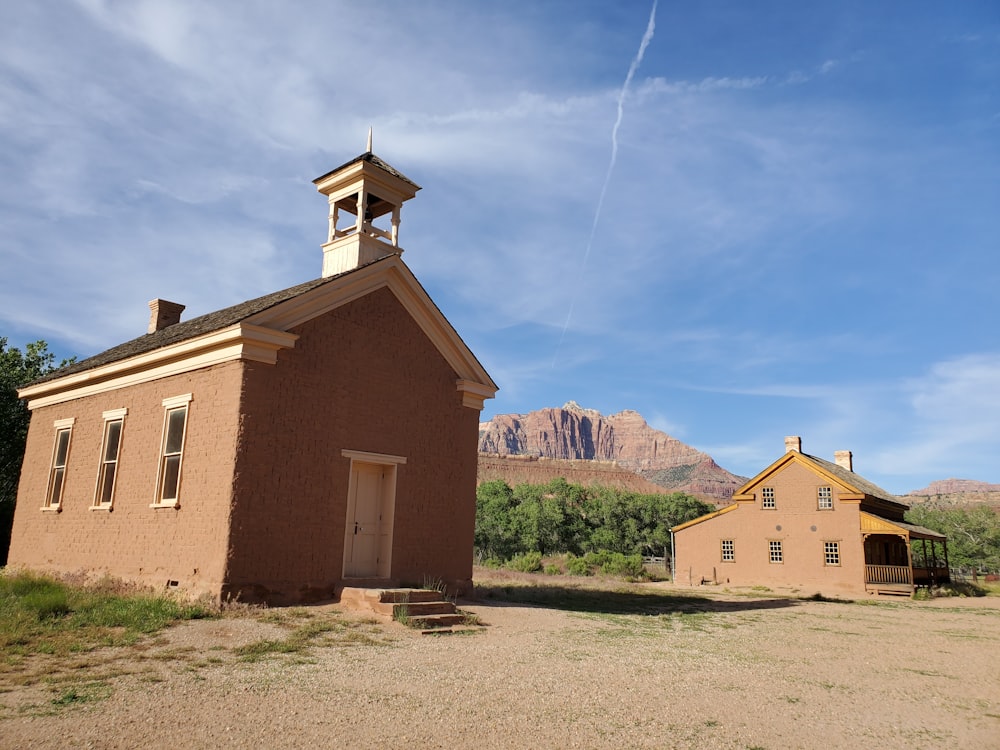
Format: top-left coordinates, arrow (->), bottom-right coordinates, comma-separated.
366,126 -> 373,153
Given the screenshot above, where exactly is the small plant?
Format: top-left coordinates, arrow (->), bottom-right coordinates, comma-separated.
421,575 -> 447,594
392,602 -> 411,627
543,564 -> 562,576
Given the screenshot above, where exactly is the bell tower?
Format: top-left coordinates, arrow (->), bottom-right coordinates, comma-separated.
313,132 -> 421,277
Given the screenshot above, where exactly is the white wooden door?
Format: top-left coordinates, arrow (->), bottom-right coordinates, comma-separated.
344,463 -> 383,577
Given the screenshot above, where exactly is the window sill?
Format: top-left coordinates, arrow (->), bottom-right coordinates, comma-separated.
39,506 -> 62,513
149,501 -> 181,510
89,504 -> 113,512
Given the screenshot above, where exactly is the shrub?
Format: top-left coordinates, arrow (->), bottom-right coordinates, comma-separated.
543,564 -> 562,576
599,552 -> 646,579
566,555 -> 592,577
507,551 -> 543,573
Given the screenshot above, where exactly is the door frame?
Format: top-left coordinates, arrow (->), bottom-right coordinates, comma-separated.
341,449 -> 406,579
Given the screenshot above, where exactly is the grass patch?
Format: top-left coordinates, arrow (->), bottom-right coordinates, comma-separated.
51,680 -> 113,708
234,613 -> 389,661
0,571 -> 212,660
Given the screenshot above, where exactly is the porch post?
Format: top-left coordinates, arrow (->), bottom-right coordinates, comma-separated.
929,539 -> 938,585
904,533 -> 914,591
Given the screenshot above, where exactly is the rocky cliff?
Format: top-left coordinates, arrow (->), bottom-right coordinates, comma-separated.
905,479 -> 1000,509
909,479 -> 1000,495
478,402 -> 746,501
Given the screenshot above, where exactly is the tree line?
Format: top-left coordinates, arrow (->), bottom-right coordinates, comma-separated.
905,504 -> 1000,573
475,477 -> 714,564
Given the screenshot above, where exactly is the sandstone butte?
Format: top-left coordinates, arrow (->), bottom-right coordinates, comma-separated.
477,402 -> 747,503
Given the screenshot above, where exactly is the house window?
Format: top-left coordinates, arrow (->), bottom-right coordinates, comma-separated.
94,409 -> 126,508
45,418 -> 75,509
154,394 -> 191,507
824,541 -> 841,566
721,539 -> 735,562
761,487 -> 775,509
769,540 -> 783,564
818,486 -> 833,510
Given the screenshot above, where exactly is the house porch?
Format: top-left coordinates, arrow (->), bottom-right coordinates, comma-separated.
861,513 -> 949,596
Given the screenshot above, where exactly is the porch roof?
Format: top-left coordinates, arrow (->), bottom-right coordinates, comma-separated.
860,512 -> 947,541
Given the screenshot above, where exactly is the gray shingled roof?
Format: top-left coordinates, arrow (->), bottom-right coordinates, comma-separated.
30,258 -> 388,386
803,453 -> 905,508
312,152 -> 420,189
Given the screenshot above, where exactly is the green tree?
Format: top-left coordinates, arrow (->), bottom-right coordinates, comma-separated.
474,477 -> 714,563
1,339 -> 69,563
906,505 -> 1000,572
474,479 -> 520,562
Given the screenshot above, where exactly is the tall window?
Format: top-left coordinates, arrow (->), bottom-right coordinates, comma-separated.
761,487 -> 775,509
817,486 -> 833,510
824,541 -> 841,566
769,540 -> 783,564
721,539 -> 735,562
94,409 -> 126,508
45,418 -> 75,509
155,394 -> 191,506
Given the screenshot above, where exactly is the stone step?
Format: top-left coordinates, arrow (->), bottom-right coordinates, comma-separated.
407,613 -> 469,630
377,588 -> 446,604
374,600 -> 458,617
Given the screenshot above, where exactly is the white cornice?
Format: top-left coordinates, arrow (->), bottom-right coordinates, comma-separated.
20,325 -> 299,410
20,256 -> 497,412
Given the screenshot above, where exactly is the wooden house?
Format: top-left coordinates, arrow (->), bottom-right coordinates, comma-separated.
672,437 -> 949,596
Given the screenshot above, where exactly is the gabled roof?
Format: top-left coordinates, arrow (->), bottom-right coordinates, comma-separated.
730,450 -> 905,510
20,254 -> 497,410
671,502 -> 738,533
30,274 -> 338,386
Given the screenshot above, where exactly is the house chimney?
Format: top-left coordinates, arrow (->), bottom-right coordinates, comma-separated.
147,299 -> 185,334
784,436 -> 802,453
834,450 -> 853,471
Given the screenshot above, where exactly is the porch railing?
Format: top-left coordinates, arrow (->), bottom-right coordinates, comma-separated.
913,566 -> 950,586
865,564 -> 912,585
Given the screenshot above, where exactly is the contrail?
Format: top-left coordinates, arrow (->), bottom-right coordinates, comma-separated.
553,0 -> 657,366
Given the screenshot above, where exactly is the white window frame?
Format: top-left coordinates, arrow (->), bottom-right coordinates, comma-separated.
817,485 -> 833,510
43,417 -> 75,511
92,408 -> 127,510
761,486 -> 776,509
769,540 -> 783,564
720,539 -> 735,562
824,541 -> 841,566
152,394 -> 191,508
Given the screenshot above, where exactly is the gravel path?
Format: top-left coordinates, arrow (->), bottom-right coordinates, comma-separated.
2,582 -> 999,749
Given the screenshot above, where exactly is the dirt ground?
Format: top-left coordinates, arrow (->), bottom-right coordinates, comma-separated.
2,578 -> 999,750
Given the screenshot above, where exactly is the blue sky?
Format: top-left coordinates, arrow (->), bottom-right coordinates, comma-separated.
1,1 -> 998,494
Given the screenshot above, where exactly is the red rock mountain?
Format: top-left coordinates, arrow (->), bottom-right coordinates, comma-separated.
909,479 -> 1000,495
478,402 -> 746,501
905,479 -> 1000,509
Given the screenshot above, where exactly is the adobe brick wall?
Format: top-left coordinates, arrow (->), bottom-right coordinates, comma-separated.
674,461 -> 867,594
224,287 -> 480,604
7,363 -> 243,599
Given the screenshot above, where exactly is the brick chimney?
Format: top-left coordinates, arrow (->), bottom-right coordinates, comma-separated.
834,450 -> 853,471
147,299 -> 185,334
784,436 -> 802,453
